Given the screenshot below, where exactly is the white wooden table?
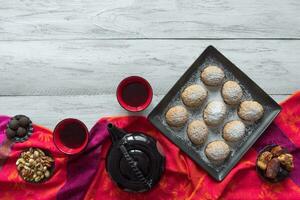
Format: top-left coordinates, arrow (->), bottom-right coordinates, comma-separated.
0,0 -> 299,129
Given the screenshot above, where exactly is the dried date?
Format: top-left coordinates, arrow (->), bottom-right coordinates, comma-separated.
266,158 -> 280,179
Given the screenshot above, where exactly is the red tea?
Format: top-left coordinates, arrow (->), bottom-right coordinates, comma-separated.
117,76 -> 153,112
121,82 -> 148,107
59,123 -> 87,149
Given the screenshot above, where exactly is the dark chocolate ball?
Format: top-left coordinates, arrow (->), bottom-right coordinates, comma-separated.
9,119 -> 19,130
17,127 -> 27,138
19,116 -> 31,128
6,128 -> 16,139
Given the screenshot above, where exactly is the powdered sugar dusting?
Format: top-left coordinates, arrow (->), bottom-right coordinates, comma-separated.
204,101 -> 226,126
205,141 -> 230,163
201,66 -> 225,86
238,101 -> 264,122
222,81 -> 243,104
223,120 -> 245,142
181,85 -> 207,107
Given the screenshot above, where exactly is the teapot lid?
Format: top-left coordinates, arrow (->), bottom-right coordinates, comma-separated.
106,127 -> 165,192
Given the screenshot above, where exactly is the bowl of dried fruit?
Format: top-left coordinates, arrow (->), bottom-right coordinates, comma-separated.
16,147 -> 55,183
256,144 -> 294,183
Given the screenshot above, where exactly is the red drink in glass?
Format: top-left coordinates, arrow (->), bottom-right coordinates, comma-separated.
117,76 -> 153,112
53,118 -> 89,155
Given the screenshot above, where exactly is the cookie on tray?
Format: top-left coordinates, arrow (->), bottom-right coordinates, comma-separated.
223,120 -> 245,142
203,101 -> 227,126
222,81 -> 243,105
238,101 -> 264,122
201,66 -> 225,86
181,84 -> 207,108
166,105 -> 188,127
187,120 -> 208,145
205,140 -> 230,164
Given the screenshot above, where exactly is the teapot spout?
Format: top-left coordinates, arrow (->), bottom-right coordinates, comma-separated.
107,123 -> 126,144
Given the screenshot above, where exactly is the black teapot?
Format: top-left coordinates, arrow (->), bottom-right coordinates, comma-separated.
106,123 -> 165,192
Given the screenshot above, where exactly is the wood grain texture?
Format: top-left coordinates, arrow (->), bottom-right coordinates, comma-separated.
0,0 -> 299,40
0,94 -> 288,129
0,40 -> 299,96
0,0 -> 299,130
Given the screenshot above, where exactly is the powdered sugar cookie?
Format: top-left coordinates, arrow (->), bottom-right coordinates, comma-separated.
187,120 -> 208,145
238,101 -> 264,122
203,101 -> 227,126
166,105 -> 189,127
222,81 -> 243,105
205,140 -> 230,163
201,66 -> 225,86
223,120 -> 245,142
181,84 -> 207,108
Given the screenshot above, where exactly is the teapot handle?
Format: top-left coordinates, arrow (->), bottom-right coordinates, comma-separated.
119,144 -> 152,189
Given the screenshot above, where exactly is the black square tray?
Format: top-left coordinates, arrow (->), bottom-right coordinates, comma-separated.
148,45 -> 281,181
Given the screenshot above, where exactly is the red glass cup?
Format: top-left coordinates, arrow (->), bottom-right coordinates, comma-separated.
117,76 -> 153,112
53,118 -> 89,155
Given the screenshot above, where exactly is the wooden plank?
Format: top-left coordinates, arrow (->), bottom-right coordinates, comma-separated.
0,40 -> 299,96
0,0 -> 299,40
0,94 -> 289,129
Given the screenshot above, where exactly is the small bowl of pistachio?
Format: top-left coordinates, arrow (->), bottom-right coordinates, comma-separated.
16,147 -> 55,183
256,144 -> 294,183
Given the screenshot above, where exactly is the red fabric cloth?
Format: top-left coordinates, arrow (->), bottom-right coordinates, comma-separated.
1,92 -> 300,200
